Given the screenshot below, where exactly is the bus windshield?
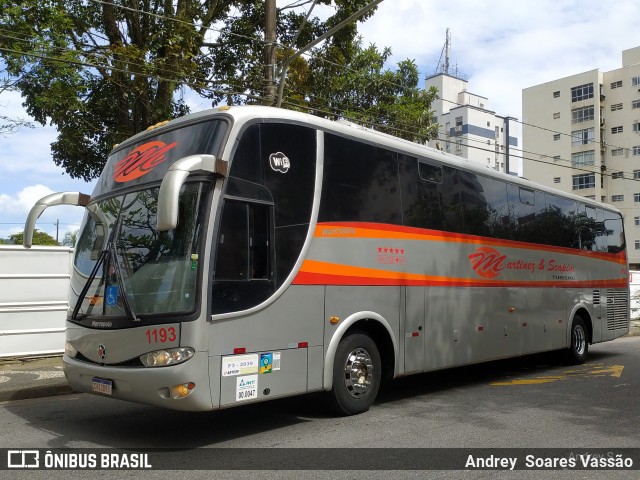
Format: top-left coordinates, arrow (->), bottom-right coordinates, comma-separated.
71,182 -> 208,326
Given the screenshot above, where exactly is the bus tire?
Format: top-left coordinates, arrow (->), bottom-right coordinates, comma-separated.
567,316 -> 589,364
329,331 -> 381,416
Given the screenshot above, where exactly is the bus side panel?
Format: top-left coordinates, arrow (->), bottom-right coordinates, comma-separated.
209,285 -> 325,406
523,288 -> 567,352
324,286 -> 401,376
424,287 -> 525,370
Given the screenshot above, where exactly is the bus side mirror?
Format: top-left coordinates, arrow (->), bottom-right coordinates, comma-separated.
157,154 -> 228,231
24,192 -> 91,248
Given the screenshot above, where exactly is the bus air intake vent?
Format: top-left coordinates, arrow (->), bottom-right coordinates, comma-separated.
593,289 -> 600,305
606,289 -> 629,331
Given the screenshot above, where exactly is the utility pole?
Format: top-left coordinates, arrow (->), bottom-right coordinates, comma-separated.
276,0 -> 384,108
496,115 -> 515,175
264,0 -> 277,105
55,219 -> 59,243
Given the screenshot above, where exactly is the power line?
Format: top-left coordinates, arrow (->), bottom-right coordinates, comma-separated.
3,15 -> 639,187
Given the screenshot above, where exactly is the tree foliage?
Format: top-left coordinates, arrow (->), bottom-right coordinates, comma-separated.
0,70 -> 34,137
1,0 -> 233,180
0,0 -> 437,180
10,230 -> 59,246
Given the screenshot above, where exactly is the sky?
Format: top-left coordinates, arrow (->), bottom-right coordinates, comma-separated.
1,0 -> 639,242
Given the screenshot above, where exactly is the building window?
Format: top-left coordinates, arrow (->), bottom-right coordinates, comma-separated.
573,173 -> 595,190
633,99 -> 640,109
611,80 -> 623,89
633,76 -> 640,86
612,148 -> 624,156
634,170 -> 640,179
635,193 -> 640,203
585,195 -> 596,200
571,83 -> 594,102
571,127 -> 594,145
572,106 -> 594,123
553,133 -> 560,141
553,177 -> 561,183
455,116 -> 463,126
634,123 -> 640,132
612,171 -> 624,179
612,195 -> 624,202
553,112 -> 561,119
612,126 -> 623,134
636,240 -> 640,250
611,103 -> 623,111
487,121 -> 490,127
553,91 -> 560,98
635,216 -> 640,226
634,146 -> 640,156
571,150 -> 595,167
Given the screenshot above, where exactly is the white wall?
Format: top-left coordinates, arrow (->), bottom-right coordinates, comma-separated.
0,245 -> 73,357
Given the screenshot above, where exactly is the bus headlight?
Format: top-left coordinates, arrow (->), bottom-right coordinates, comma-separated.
65,341 -> 78,358
140,347 -> 195,367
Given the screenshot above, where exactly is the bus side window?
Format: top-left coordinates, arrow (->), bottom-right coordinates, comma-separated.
212,200 -> 274,314
508,185 -> 545,243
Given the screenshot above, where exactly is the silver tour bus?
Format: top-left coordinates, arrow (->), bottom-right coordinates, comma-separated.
24,106 -> 629,414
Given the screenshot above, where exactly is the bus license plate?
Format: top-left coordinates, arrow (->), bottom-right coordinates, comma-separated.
91,377 -> 113,395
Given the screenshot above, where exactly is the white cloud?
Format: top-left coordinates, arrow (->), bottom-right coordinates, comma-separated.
0,184 -> 54,215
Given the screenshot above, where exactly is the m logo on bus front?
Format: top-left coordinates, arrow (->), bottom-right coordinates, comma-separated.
269,152 -> 290,173
468,246 -> 506,279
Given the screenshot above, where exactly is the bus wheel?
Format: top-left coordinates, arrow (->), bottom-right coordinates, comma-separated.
329,331 -> 381,416
567,316 -> 588,364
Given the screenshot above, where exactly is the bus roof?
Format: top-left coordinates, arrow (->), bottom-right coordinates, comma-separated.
113,105 -> 621,216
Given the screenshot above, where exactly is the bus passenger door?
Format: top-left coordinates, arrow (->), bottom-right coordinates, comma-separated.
404,287 -> 424,373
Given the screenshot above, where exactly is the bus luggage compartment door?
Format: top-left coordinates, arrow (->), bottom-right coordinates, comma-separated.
218,348 -> 308,407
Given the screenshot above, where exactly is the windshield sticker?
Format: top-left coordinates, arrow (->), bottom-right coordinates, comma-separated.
105,285 -> 118,306
114,140 -> 178,183
269,152 -> 290,173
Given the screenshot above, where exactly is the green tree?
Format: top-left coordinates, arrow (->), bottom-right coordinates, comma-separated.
62,230 -> 79,247
0,0 -> 235,180
1,1 -> 437,180
10,230 -> 59,246
302,41 -> 439,143
0,69 -> 33,137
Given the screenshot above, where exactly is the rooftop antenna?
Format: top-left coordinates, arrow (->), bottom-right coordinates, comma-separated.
444,28 -> 451,75
433,29 -> 467,80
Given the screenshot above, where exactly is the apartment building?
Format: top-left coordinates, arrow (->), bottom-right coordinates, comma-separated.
523,46 -> 640,267
426,72 -> 518,174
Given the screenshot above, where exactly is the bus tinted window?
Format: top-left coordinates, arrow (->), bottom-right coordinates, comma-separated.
540,194 -> 579,248
508,185 -> 546,243
459,172 -> 511,239
319,134 -> 401,224
441,166 -> 464,233
598,208 -> 625,253
399,156 -> 464,233
399,155 -> 445,230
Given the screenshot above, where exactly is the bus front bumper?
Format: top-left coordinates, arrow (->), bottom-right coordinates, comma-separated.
63,351 -> 214,411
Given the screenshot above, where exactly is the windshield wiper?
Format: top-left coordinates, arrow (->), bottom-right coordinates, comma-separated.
72,241 -> 108,320
72,214 -> 138,322
108,239 -> 140,322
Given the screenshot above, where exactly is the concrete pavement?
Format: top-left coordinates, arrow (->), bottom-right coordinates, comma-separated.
1,320 -> 639,402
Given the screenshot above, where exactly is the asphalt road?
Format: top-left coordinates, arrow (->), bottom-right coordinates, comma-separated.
1,336 -> 640,479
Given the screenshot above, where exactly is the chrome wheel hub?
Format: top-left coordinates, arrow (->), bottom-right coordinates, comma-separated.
343,347 -> 373,399
573,324 -> 586,355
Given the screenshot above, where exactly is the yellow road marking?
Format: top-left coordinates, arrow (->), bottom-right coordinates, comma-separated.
490,363 -> 624,386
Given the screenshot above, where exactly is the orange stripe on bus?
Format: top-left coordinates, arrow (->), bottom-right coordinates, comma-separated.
314,222 -> 627,265
292,260 -> 628,289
